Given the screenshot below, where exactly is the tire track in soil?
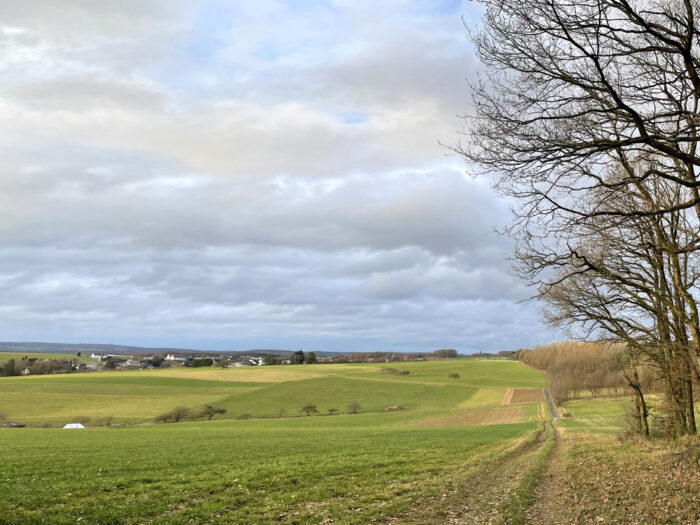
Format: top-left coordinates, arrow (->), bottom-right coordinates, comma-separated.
525,424 -> 564,525
387,422 -> 552,524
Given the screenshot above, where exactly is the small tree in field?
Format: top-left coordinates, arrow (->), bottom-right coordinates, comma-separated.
199,405 -> 227,421
347,401 -> 362,414
154,412 -> 170,423
300,404 -> 318,416
170,406 -> 190,423
448,372 -> 460,382
328,408 -> 338,415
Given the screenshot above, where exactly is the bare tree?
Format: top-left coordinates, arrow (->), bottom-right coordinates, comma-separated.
539,174 -> 698,435
347,401 -> 362,414
170,406 -> 190,423
463,0 -> 700,224
462,0 -> 700,437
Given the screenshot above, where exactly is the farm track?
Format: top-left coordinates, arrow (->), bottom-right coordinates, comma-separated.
388,421 -> 555,524
525,425 -> 564,525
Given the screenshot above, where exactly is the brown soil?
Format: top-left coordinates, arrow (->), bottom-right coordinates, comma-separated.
508,388 -> 546,404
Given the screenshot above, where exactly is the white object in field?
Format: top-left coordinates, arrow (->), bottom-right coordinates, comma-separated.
62,423 -> 86,429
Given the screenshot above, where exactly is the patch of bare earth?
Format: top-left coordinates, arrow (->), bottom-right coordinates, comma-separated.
508,388 -> 545,404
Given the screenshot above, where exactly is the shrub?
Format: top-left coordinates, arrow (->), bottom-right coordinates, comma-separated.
347,401 -> 362,414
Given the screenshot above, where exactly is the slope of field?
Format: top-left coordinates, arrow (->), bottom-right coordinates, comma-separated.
0,359 -> 545,427
0,374 -> 264,425
0,359 -> 554,524
0,418 -> 543,524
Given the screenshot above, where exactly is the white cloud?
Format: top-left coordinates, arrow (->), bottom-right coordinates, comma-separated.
0,0 -> 555,351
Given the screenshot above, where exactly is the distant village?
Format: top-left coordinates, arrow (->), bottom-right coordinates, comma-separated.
0,348 -> 518,377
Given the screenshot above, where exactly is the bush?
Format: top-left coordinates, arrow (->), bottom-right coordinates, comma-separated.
347,401 -> 362,414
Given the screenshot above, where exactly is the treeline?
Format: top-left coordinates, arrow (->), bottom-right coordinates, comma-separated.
331,349 -> 458,363
0,358 -> 74,377
518,342 -> 656,404
461,0 -> 700,443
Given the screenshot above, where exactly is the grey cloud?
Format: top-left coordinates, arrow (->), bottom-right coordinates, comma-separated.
0,1 -> 555,351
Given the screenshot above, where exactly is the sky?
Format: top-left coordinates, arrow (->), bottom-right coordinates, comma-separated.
0,0 -> 558,353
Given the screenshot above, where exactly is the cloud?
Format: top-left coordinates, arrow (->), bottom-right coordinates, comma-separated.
0,0 -> 555,352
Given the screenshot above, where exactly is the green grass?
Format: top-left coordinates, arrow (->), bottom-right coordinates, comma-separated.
0,359 -> 549,523
0,374 -> 265,425
0,359 -> 544,427
497,422 -> 555,525
558,396 -> 628,434
0,416 -> 539,524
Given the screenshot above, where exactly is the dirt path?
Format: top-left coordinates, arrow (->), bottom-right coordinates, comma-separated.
387,422 -> 553,524
525,425 -> 566,525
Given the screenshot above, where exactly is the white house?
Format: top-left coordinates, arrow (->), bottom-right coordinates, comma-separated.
62,423 -> 85,429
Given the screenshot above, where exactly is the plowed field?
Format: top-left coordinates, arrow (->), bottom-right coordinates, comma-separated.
505,388 -> 545,404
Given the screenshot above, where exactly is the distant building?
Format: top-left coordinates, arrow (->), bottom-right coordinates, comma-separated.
91,353 -> 128,361
120,359 -> 142,370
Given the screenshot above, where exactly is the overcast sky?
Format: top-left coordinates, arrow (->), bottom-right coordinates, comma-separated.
0,0 -> 558,352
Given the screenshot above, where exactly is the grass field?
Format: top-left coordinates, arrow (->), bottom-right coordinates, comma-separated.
0,359 -> 553,523
0,419 -> 541,524
5,359 -> 695,524
0,359 -> 545,427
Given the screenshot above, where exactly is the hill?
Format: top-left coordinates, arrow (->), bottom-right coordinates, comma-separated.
0,359 -> 554,523
3,359 -> 693,523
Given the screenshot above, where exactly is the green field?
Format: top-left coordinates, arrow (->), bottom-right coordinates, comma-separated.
3,358 -> 695,524
0,359 -> 555,523
0,359 -> 545,426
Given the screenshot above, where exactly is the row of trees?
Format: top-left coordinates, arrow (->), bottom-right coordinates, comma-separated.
299,401 -> 362,416
518,342 -> 656,403
155,401 -> 364,424
155,405 -> 226,423
463,0 -> 700,438
0,358 -> 73,376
